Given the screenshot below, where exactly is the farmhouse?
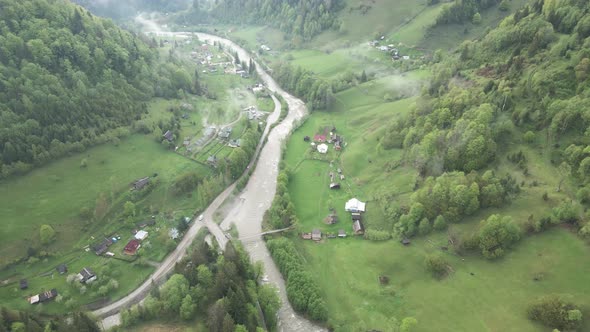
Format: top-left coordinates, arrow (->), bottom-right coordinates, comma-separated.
163,130 -> 174,142
352,220 -> 364,235
134,230 -> 149,241
124,239 -> 141,255
301,232 -> 312,240
78,267 -> 97,284
219,127 -> 232,139
29,289 -> 58,304
345,198 -> 366,213
338,229 -> 347,238
56,264 -> 67,274
312,229 -> 322,241
207,155 -> 217,166
228,139 -> 241,148
317,143 -> 328,154
313,134 -> 326,142
330,182 -> 341,189
132,177 -> 150,190
93,238 -> 113,256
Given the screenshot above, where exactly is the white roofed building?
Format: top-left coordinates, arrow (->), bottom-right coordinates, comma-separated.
345,198 -> 366,213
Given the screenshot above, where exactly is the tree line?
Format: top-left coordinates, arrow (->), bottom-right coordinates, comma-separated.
0,308 -> 99,332
0,0 -> 202,180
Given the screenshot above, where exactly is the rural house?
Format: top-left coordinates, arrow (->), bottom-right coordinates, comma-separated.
312,229 -> 322,241
352,220 -> 365,235
207,155 -> 217,166
93,238 -> 113,256
228,139 -> 241,148
124,239 -> 141,255
132,177 -> 150,190
345,198 -> 366,213
29,289 -> 58,304
78,268 -> 97,284
163,130 -> 174,142
313,134 -> 326,142
134,230 -> 149,241
219,127 -> 232,139
317,143 -> 328,154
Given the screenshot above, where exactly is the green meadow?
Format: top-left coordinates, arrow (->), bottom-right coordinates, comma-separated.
282,74 -> 590,331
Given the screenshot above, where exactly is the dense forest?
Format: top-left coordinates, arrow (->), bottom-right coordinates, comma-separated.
377,0 -> 590,252
0,308 -> 99,332
0,0 -> 197,179
119,241 -> 280,332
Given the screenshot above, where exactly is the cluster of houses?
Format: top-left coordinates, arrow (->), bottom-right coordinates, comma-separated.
346,198 -> 367,235
26,264 -> 99,305
124,230 -> 149,256
369,40 -> 410,61
304,126 -> 345,155
301,198 -> 367,242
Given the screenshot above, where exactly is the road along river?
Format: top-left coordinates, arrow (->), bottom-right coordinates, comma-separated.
94,17 -> 326,332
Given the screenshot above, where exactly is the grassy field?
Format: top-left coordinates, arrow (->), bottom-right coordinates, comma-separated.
296,227 -> 590,332
281,69 -> 590,330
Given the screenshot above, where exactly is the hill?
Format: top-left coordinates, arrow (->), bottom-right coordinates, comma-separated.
265,0 -> 590,330
0,0 -> 196,179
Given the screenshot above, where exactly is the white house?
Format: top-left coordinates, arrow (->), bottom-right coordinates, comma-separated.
135,230 -> 149,241
345,198 -> 366,213
317,143 -> 328,154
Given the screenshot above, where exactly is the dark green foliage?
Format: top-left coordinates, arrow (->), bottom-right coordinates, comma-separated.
424,254 -> 449,279
122,242 -> 279,330
267,238 -> 327,321
0,308 -> 98,332
208,0 -> 345,41
436,0 -> 501,26
272,62 -> 334,111
527,295 -> 583,330
171,171 -> 202,196
0,0 -> 199,179
478,214 -> 521,259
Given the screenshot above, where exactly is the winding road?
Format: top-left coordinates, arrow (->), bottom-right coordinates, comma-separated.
95,17 -> 325,332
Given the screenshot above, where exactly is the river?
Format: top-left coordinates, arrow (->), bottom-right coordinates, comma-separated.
133,16 -> 325,332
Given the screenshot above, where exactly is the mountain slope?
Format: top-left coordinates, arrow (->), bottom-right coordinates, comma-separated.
0,0 -> 188,179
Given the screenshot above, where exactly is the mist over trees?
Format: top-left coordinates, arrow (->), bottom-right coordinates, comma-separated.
73,0 -> 192,20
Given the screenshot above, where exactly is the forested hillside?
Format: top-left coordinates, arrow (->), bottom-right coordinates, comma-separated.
191,0 -> 344,41
73,0 -> 191,20
379,0 -> 590,242
0,0 -> 195,179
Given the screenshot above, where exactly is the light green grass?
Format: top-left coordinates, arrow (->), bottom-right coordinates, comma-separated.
299,228 -> 590,332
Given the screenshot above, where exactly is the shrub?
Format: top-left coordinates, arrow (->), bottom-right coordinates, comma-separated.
527,295 -> 582,330
434,215 -> 447,231
424,254 -> 449,279
478,214 -> 521,259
